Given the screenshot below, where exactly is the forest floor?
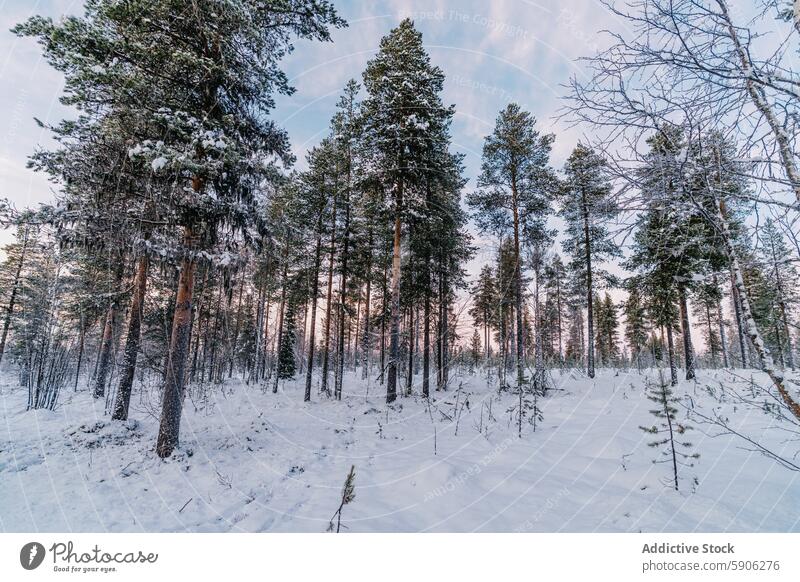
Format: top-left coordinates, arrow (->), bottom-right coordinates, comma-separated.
1,366 -> 799,532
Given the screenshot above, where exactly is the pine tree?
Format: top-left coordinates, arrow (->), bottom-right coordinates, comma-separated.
17,0 -> 345,457
469,265 -> 498,361
331,80 -> 363,401
542,254 -> 568,366
0,225 -> 31,366
299,141 -> 338,401
594,292 -> 620,368
630,127 -> 711,384
494,239 -> 518,387
7,229 -> 71,410
470,327 -> 482,370
640,371 -> 699,492
623,278 -> 649,371
559,144 -> 620,379
362,19 -> 456,403
756,219 -> 798,370
277,298 -> 298,381
692,282 -> 725,368
467,103 -> 556,388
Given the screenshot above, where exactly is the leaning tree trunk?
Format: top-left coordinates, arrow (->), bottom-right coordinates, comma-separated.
678,286 -> 696,380
156,225 -> 196,458
718,0 -> 800,204
93,296 -> 119,399
0,227 -> 28,367
714,198 -> 800,421
74,314 -> 87,391
112,254 -> 149,421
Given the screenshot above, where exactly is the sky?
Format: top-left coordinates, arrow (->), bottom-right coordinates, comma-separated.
0,0 -> 632,252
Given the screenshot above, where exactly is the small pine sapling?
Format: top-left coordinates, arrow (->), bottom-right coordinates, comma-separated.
511,379 -> 544,437
530,386 -> 544,433
640,371 -> 699,491
328,465 -> 356,532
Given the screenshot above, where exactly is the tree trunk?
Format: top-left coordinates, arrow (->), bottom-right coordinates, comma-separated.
206,285 -> 223,382
678,286 -> 695,380
511,202 -> 525,387
261,296 -> 271,381
556,273 -> 564,367
297,302 -> 308,375
112,254 -> 149,421
436,276 -> 443,390
93,296 -> 119,399
0,228 -> 28,366
361,231 -> 373,381
352,292 -> 361,369
387,201 -> 402,403
770,233 -> 795,371
730,272 -> 749,368
335,189 -> 352,401
304,213 -> 325,402
321,190 -> 338,397
406,306 -> 414,396
666,323 -> 678,386
780,302 -> 795,371
250,283 -> 264,383
74,315 -> 87,391
484,312 -> 489,361
714,198 -> 800,421
714,274 -> 730,368
581,188 -> 595,379
273,242 -> 289,394
705,303 -> 717,368
156,225 -> 196,458
189,267 -> 209,384
534,265 -> 545,389
718,0 -> 800,204
439,266 -> 450,391
499,300 -> 508,388
229,275 -> 245,378
423,288 -> 431,398
380,249 -> 388,386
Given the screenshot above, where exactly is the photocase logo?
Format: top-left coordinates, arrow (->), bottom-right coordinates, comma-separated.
20,542 -> 46,570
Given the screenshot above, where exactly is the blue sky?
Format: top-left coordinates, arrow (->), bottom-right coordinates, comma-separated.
0,1 -> 628,264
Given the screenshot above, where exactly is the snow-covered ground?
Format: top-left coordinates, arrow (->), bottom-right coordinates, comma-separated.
1,367 -> 798,532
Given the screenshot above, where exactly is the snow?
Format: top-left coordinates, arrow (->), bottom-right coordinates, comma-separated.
150,157 -> 168,171
1,368 -> 798,532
